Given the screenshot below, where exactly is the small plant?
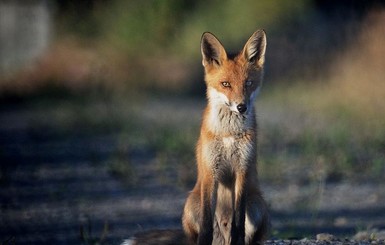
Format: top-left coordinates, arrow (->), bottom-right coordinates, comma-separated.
79,217 -> 109,245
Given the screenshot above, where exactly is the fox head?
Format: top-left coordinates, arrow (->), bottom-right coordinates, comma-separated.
201,30 -> 266,115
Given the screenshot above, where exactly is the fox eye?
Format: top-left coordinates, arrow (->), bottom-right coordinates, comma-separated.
245,80 -> 253,86
221,81 -> 231,88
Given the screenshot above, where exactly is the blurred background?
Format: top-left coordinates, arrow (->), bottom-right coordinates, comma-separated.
1,0 -> 385,244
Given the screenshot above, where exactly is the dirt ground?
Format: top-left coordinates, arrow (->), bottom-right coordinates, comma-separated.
1,97 -> 384,245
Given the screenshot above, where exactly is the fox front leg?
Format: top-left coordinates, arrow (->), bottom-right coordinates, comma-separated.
231,171 -> 247,245
198,175 -> 216,245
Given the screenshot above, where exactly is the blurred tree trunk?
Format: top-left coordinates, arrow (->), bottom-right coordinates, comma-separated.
0,0 -> 51,74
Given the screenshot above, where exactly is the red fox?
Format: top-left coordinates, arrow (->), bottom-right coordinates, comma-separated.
182,30 -> 269,245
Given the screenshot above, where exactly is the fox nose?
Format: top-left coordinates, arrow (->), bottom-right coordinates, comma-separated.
236,103 -> 247,114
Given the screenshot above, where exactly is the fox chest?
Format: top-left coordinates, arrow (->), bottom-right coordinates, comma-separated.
202,135 -> 254,183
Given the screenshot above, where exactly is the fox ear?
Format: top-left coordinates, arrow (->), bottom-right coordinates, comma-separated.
242,30 -> 267,68
201,32 -> 227,67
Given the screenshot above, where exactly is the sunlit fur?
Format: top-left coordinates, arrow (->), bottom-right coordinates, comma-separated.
182,30 -> 269,245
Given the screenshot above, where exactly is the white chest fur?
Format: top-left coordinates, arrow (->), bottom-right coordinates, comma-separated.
222,136 -> 235,148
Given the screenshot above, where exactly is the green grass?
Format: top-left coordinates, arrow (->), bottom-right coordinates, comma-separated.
257,78 -> 385,184
101,0 -> 309,58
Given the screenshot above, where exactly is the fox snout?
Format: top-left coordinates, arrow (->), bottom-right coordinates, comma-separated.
236,103 -> 247,114
229,101 -> 248,114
